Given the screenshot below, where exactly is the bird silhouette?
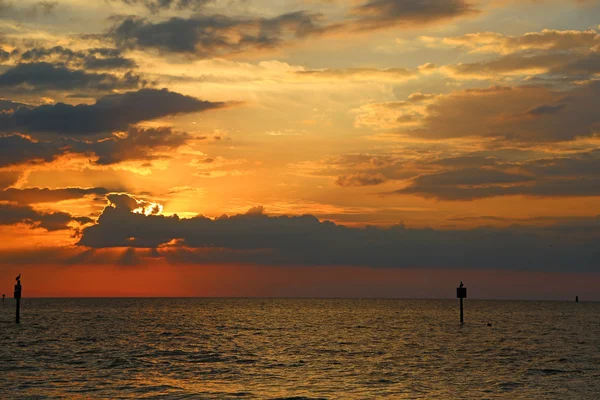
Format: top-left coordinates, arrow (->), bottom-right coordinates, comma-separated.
15,274 -> 20,282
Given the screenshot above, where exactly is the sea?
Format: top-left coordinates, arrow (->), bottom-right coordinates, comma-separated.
0,299 -> 599,399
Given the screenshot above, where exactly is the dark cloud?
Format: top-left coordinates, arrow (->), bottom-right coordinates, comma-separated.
405,82 -> 600,142
88,126 -> 191,165
0,203 -> 91,231
0,48 -> 9,62
0,62 -> 145,92
110,0 -> 216,13
0,187 -> 112,205
548,52 -> 600,77
0,99 -> 26,111
0,0 -> 57,18
309,147 -> 600,199
110,12 -> 326,58
107,1 -> 480,58
0,88 -> 227,135
76,194 -> 600,271
391,150 -> 600,200
19,46 -> 137,70
526,104 -> 566,116
0,171 -> 20,189
0,133 -> 70,166
0,127 -> 192,167
348,0 -> 477,31
445,48 -> 600,82
336,172 -> 387,187
446,51 -> 593,79
396,176 -> 600,200
436,28 -> 600,82
410,168 -> 533,186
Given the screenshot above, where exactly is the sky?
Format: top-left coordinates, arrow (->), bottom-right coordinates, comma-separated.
0,0 -> 600,299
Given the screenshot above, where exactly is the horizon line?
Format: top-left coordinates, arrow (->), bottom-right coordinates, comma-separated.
5,296 -> 594,302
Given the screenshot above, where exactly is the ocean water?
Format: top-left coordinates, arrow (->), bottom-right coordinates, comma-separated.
0,299 -> 599,399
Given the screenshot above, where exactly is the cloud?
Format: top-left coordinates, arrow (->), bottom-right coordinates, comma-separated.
295,68 -> 415,82
0,203 -> 91,231
416,28 -> 600,82
0,0 -> 58,19
108,0 -> 216,13
76,194 -> 600,271
433,29 -> 600,55
526,104 -> 566,116
0,187 -> 112,204
391,150 -> 600,200
110,12 -> 326,58
19,46 -> 137,70
291,152 -> 418,184
357,82 -> 600,142
347,0 -> 477,31
300,147 -> 600,199
0,88 -> 227,136
0,62 -> 145,93
336,172 -> 387,187
88,126 -> 192,165
0,126 -> 192,167
442,51 -> 599,79
108,1 -> 479,58
0,171 -> 20,189
0,48 -> 9,62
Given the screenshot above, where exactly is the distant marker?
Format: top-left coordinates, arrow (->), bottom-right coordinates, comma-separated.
576,296 -> 579,303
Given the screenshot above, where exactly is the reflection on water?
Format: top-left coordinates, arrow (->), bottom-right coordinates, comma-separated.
1,299 -> 599,399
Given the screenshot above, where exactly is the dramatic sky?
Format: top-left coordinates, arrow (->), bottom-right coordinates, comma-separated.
1,0 -> 600,299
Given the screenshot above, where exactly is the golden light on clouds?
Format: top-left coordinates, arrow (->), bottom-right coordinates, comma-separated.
0,0 -> 599,297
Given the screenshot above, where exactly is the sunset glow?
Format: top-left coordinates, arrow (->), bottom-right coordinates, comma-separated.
1,0 -> 599,298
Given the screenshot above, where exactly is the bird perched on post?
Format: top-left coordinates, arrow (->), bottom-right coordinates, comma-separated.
16,274 -> 21,282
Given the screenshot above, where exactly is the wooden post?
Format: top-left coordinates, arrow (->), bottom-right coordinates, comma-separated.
14,275 -> 21,324
457,282 -> 467,324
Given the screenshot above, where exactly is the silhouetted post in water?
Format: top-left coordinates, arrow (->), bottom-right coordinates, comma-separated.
457,281 -> 467,324
576,296 -> 579,303
2,294 -> 4,302
14,274 -> 21,324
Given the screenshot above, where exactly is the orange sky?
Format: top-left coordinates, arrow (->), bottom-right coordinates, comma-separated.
2,263 -> 599,300
0,0 -> 599,298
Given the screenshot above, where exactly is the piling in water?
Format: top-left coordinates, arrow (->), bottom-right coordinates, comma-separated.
457,282 -> 467,324
14,275 -> 21,324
